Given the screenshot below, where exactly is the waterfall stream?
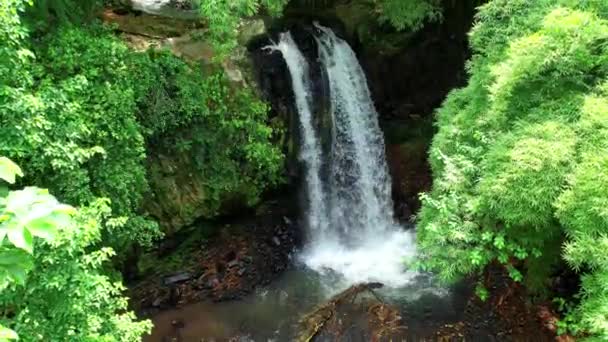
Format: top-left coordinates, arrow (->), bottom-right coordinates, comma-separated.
263,32 -> 329,240
268,25 -> 417,288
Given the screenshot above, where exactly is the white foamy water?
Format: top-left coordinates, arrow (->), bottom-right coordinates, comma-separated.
266,25 -> 417,288
263,33 -> 329,239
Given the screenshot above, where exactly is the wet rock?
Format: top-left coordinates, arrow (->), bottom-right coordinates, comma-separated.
171,319 -> 184,329
163,272 -> 192,285
152,297 -> 163,307
238,18 -> 267,45
130,198 -> 300,309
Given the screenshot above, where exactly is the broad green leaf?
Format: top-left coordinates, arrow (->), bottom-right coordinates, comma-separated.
0,158 -> 23,184
4,263 -> 27,285
0,249 -> 32,267
0,325 -> 18,340
25,220 -> 57,240
7,227 -> 33,253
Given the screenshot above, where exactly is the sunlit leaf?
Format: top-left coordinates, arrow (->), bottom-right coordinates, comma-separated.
0,157 -> 23,184
7,227 -> 33,253
0,325 -> 18,340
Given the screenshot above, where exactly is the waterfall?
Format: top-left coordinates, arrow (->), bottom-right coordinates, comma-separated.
266,26 -> 416,288
263,33 -> 329,239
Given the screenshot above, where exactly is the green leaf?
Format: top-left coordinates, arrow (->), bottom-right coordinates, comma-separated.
0,249 -> 32,267
7,227 -> 33,253
4,263 -> 27,285
25,219 -> 57,240
0,158 -> 23,184
0,325 -> 18,340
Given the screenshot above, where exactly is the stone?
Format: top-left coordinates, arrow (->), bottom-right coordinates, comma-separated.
283,216 -> 293,225
227,259 -> 239,268
152,297 -> 163,307
171,319 -> 185,328
272,236 -> 281,246
163,272 -> 192,285
129,0 -> 200,19
238,18 -> 267,45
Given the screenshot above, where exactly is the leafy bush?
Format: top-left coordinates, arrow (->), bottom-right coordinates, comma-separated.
2,1 -> 283,249
375,0 -> 442,31
1,22 -> 160,250
195,0 -> 288,56
1,1 -> 283,339
418,0 -> 608,338
133,50 -> 284,213
0,157 -> 151,341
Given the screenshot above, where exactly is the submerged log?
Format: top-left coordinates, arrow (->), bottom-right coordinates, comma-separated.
297,282 -> 387,342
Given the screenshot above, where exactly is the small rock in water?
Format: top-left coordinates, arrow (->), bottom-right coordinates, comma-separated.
152,297 -> 163,307
272,236 -> 281,246
171,319 -> 184,328
163,272 -> 191,285
283,216 -> 293,225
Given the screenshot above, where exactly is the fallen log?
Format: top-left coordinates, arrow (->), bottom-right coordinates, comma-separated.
297,282 -> 385,342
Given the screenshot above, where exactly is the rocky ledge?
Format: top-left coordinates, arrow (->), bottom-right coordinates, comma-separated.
130,199 -> 301,316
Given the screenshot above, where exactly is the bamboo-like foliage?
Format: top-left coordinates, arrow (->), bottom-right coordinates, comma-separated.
418,0 -> 608,339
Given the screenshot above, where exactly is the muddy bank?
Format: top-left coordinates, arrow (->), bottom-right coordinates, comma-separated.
130,198 -> 301,316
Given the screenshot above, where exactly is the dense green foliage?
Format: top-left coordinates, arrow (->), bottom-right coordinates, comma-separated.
2,21 -> 160,250
374,0 -> 442,31
193,0 -> 442,54
195,0 -> 288,56
418,0 -> 608,338
135,51 -> 283,213
0,158 -> 151,341
1,0 -> 283,340
1,1 -> 283,247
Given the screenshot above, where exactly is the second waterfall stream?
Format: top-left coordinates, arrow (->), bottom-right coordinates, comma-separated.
266,24 -> 417,288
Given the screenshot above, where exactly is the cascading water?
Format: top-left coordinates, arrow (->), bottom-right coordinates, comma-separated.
262,33 -> 329,240
267,25 -> 417,288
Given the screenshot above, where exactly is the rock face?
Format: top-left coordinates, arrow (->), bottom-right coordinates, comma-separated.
102,9 -> 272,235
145,152 -> 212,235
131,200 -> 300,313
103,0 -> 475,234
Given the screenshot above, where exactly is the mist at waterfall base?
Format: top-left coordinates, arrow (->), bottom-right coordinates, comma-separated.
266,25 -> 421,290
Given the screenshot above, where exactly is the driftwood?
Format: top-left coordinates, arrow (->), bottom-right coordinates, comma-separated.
297,282 -> 384,342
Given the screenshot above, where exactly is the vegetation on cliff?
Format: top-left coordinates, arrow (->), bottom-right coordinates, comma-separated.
418,0 -> 608,339
3,0 -> 608,340
1,0 -> 282,340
